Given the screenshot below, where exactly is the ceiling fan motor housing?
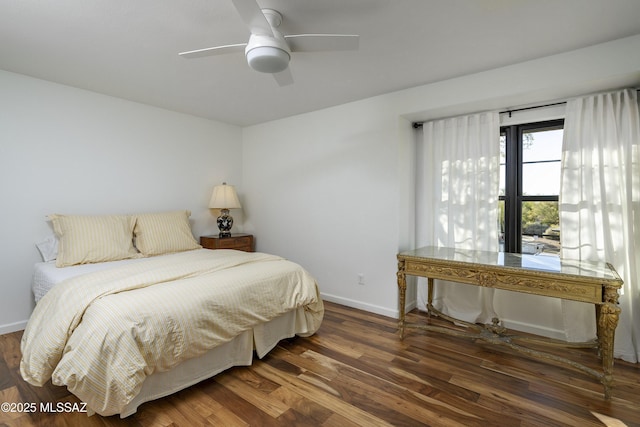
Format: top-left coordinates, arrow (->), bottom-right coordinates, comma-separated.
245,9 -> 290,73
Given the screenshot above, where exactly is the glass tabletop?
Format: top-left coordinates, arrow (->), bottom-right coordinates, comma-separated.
399,246 -> 620,281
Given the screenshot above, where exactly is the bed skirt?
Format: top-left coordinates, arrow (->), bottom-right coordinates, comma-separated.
119,307 -> 308,417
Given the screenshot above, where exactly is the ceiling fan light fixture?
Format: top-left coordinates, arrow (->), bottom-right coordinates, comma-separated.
180,2 -> 360,86
246,46 -> 290,73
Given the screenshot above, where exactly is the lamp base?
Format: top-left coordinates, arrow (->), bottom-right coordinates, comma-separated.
217,209 -> 233,238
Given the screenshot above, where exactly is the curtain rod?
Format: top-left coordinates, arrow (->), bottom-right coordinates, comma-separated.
412,89 -> 640,129
412,101 -> 565,129
499,101 -> 566,118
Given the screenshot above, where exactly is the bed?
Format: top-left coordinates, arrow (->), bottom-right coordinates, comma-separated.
20,211 -> 324,418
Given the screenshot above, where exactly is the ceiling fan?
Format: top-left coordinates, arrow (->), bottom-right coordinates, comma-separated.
179,0 -> 360,86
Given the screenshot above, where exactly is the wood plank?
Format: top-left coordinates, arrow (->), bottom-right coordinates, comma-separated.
214,371 -> 290,418
251,361 -> 395,427
0,331 -> 22,369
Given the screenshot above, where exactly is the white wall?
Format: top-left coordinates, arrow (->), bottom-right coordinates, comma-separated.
242,104 -> 411,316
0,70 -> 243,333
242,34 -> 640,337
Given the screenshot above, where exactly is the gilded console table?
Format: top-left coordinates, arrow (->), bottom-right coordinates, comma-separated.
396,246 -> 623,399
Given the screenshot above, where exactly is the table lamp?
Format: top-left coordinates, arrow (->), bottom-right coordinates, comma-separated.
209,182 -> 241,237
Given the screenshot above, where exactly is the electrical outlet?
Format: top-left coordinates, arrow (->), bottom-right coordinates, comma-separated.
358,273 -> 365,285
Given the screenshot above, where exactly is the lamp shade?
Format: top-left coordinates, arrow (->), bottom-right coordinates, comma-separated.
209,182 -> 241,209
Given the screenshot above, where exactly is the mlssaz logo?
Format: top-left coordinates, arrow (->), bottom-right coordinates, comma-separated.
40,402 -> 88,413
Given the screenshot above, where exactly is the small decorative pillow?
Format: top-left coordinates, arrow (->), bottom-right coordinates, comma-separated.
35,234 -> 59,262
50,214 -> 139,267
133,210 -> 201,256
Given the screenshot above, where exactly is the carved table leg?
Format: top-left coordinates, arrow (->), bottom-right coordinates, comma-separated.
397,259 -> 407,339
426,277 -> 435,318
598,284 -> 621,399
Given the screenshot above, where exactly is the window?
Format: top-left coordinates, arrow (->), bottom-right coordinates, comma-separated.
499,120 -> 563,255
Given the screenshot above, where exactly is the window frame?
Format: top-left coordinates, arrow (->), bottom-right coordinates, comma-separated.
500,119 -> 564,253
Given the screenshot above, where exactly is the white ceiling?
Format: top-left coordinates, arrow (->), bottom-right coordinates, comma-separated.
2,0 -> 640,126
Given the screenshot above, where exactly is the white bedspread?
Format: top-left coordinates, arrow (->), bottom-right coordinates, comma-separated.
20,249 -> 323,416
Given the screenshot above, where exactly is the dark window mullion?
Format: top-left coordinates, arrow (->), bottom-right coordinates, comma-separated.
504,125 -> 520,253
521,195 -> 559,202
522,159 -> 561,165
514,126 -> 524,253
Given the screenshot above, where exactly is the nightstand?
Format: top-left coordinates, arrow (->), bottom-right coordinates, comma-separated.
200,233 -> 254,252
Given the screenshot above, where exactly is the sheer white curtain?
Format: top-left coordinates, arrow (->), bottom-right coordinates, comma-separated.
416,112 -> 500,323
560,89 -> 640,362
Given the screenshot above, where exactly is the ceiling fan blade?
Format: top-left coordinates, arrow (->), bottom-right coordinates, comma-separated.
273,68 -> 294,86
285,34 -> 359,52
231,0 -> 274,37
179,43 -> 247,59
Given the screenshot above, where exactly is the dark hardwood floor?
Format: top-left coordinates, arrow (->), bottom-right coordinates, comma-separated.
1,301 -> 639,426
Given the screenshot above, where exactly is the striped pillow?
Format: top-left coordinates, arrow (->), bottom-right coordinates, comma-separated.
133,210 -> 201,256
50,214 -> 139,267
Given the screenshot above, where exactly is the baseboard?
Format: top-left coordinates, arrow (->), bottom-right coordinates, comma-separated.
0,320 -> 27,335
320,293 -> 399,319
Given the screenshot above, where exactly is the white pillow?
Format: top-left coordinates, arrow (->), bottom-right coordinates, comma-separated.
35,234 -> 58,262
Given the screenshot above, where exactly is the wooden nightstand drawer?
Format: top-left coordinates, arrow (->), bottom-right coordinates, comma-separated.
200,234 -> 254,252
216,236 -> 251,249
